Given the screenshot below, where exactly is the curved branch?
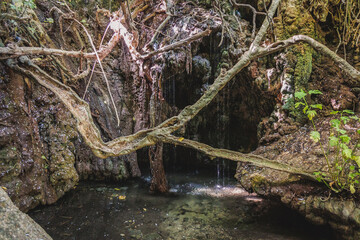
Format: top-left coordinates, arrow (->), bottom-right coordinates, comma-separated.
142,29 -> 212,59
0,29 -> 212,61
4,0 -> 281,158
146,15 -> 172,49
231,1 -> 267,38
257,35 -> 360,81
7,57 -> 156,158
0,13 -> 30,22
154,134 -> 318,181
0,30 -> 122,60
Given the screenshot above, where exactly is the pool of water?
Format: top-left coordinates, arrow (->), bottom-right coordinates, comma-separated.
29,173 -> 335,240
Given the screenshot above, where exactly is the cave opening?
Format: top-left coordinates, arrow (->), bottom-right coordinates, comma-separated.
139,32 -> 276,180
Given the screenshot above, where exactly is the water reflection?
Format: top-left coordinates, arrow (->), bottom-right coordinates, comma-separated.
29,174 -> 335,240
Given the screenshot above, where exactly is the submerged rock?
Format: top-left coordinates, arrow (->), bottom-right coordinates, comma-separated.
0,188 -> 52,240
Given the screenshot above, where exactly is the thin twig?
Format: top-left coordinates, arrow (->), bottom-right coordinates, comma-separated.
147,15 -> 171,49
231,0 -> 266,39
0,13 -> 30,22
72,18 -> 121,126
142,29 -> 212,59
83,21 -> 112,99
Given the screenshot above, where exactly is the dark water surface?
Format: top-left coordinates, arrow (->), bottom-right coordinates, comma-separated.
29,174 -> 335,240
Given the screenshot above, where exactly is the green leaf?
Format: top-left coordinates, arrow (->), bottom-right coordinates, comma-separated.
338,129 -> 347,134
339,143 -> 348,151
340,116 -> 350,124
24,0 -> 36,9
353,156 -> 360,168
308,90 -> 323,95
350,165 -> 355,171
310,104 -> 323,110
307,110 -> 317,120
330,111 -> 339,115
357,129 -> 360,135
339,134 -> 351,144
350,116 -> 359,121
343,110 -> 354,115
303,105 -> 309,114
330,119 -> 341,128
342,148 -> 352,159
295,90 -> 307,99
350,184 -> 356,194
45,18 -> 54,23
310,131 -> 320,142
295,102 -> 305,108
329,136 -> 339,147
334,127 -> 347,134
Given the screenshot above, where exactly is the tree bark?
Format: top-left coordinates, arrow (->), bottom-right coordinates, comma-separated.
148,69 -> 169,192
148,143 -> 168,193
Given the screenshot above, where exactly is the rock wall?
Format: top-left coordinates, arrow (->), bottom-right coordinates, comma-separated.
0,64 -> 79,211
0,46 -> 143,211
236,116 -> 360,239
234,0 -> 360,238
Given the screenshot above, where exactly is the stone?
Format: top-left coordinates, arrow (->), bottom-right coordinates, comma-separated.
0,188 -> 52,240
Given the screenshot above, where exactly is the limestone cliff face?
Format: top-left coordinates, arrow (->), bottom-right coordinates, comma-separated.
0,65 -> 78,211
0,46 -> 141,211
0,0 -> 149,211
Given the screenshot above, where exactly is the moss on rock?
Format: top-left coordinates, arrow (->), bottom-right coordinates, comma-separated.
273,0 -> 320,122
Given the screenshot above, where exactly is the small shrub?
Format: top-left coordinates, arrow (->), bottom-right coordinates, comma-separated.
295,89 -> 360,194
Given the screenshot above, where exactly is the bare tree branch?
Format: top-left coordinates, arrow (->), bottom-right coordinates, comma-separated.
142,29 -> 212,59
4,0 -> 280,158
0,29 -> 212,60
0,27 -> 122,59
155,134 -> 318,181
146,15 -> 172,49
231,0 -> 267,38
7,57 -> 156,157
257,35 -> 360,81
0,13 -> 30,22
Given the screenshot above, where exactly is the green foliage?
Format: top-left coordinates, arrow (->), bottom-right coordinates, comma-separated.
8,0 -> 36,15
44,18 -> 54,24
295,89 -> 360,194
310,131 -> 320,142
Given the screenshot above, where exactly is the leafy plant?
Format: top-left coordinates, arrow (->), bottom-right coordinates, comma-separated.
295,89 -> 360,194
9,0 -> 36,16
44,18 -> 54,24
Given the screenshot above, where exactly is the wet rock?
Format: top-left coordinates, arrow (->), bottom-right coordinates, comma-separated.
192,55 -> 211,83
0,188 -> 52,240
128,228 -> 143,239
237,116 -> 360,239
